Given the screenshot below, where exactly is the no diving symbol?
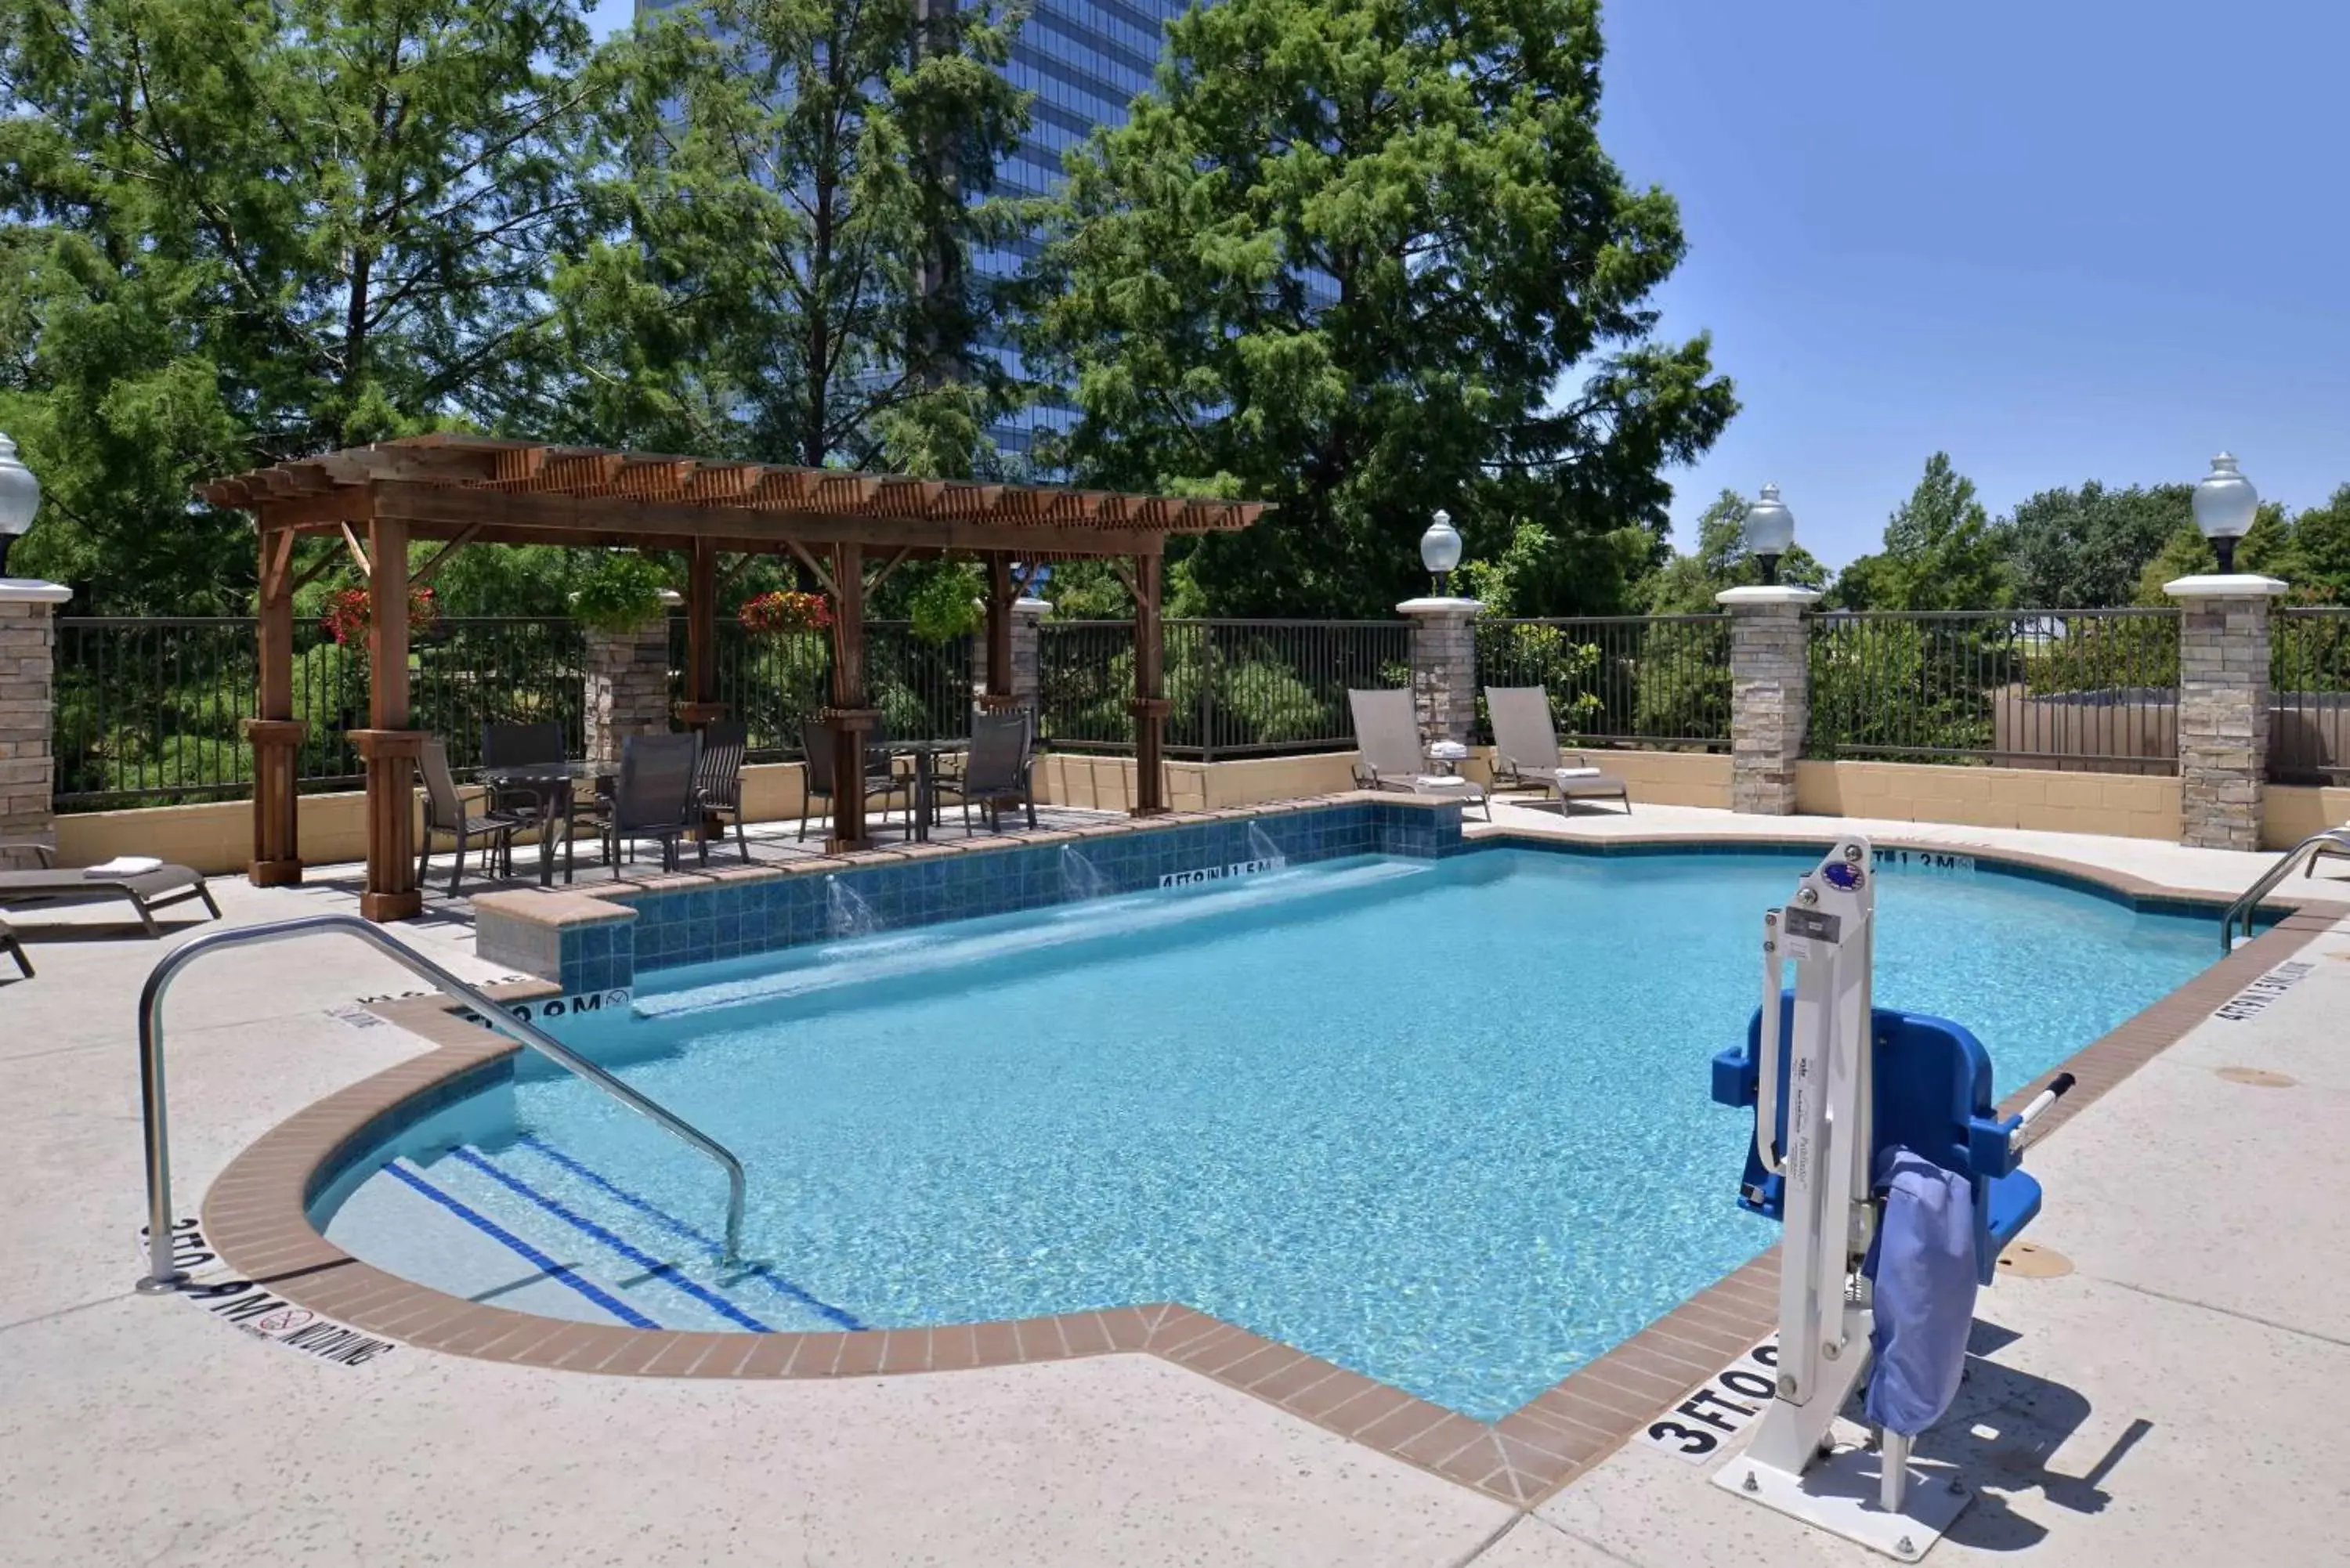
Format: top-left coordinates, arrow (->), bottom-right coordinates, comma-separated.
255,1307 -> 315,1335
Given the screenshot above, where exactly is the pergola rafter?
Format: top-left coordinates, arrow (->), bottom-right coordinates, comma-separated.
202,434 -> 1269,922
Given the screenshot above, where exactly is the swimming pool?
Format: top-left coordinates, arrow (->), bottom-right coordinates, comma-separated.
316,844 -> 2214,1418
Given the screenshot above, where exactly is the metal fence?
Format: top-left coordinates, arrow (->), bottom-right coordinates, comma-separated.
64,605 -> 2286,811
684,620 -> 974,761
1038,619 -> 1410,759
52,617 -> 586,809
2271,607 -> 2350,784
1806,609 -> 2180,773
1473,616 -> 1731,750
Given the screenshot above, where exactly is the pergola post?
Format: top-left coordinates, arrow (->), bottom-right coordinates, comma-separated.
980,553 -> 1017,711
826,540 -> 877,853
352,513 -> 423,921
678,537 -> 725,729
1130,552 -> 1168,815
245,520 -> 306,885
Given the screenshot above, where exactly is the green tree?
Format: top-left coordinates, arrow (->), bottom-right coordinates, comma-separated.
1829,453 -> 2010,611
1456,520 -> 1665,617
2131,501 -> 2295,604
2005,481 -> 2189,609
559,0 -> 1032,476
1027,0 -> 1736,617
2273,484 -> 2350,602
0,0 -> 599,609
1638,490 -> 1827,615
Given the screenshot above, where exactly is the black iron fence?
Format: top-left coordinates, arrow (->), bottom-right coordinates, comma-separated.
72,604 -> 2349,811
683,620 -> 974,761
2270,608 -> 2350,784
1806,609 -> 2180,773
1473,616 -> 1731,750
1038,620 -> 1409,759
52,616 -> 585,809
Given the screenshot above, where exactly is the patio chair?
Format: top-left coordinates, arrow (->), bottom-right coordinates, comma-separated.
1345,688 -> 1491,820
1483,685 -> 1632,816
694,719 -> 751,862
605,732 -> 704,871
798,716 -> 909,842
480,720 -> 566,830
2,914 -> 29,979
417,739 -> 522,898
933,708 -> 1037,833
0,841 -> 221,938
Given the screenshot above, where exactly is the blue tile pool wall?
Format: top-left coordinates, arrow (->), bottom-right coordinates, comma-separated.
553,800 -> 1466,992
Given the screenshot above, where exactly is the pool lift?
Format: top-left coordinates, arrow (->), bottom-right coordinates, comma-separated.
1707,834 -> 2073,1561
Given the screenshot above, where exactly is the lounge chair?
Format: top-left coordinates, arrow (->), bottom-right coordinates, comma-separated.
1345,688 -> 1491,820
603,732 -> 703,871
1483,685 -> 1632,815
934,709 -> 1037,833
0,842 -> 221,937
2,914 -> 29,978
693,719 -> 751,862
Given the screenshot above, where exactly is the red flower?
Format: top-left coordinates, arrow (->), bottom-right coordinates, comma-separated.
738,590 -> 833,635
321,585 -> 440,645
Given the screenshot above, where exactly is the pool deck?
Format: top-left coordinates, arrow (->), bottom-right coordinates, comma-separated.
4,800 -> 2348,1566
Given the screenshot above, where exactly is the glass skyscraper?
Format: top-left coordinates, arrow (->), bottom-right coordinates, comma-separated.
635,0 -> 1191,464
986,0 -> 1189,459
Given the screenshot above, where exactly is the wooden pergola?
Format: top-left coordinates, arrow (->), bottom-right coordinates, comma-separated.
201,434 -> 1267,922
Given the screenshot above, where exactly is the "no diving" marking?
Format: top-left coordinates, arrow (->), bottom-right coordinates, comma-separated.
142,1220 -> 397,1368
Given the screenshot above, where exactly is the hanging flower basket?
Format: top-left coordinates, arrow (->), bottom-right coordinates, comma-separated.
321,585 -> 441,646
738,590 -> 833,636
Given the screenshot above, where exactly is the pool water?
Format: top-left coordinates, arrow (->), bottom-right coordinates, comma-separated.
320,847 -> 2214,1418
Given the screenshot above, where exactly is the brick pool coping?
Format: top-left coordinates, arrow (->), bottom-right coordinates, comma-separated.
200,815 -> 2348,1511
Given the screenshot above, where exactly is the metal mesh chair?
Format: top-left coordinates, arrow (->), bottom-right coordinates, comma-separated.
934,709 -> 1036,833
418,739 -> 521,896
605,732 -> 704,871
695,720 -> 750,862
798,716 -> 909,841
481,721 -> 566,829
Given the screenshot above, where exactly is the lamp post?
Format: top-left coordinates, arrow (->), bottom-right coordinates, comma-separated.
2193,452 -> 2258,576
1742,483 -> 1795,587
0,433 -> 40,578
1420,509 -> 1462,597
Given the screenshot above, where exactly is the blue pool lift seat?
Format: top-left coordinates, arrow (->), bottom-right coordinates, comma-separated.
1712,997 -> 2043,1287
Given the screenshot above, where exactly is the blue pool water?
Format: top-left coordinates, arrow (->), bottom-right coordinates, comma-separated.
320,846 -> 2214,1418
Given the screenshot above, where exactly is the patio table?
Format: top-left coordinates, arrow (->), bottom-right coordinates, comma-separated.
475,760 -> 612,887
875,739 -> 964,844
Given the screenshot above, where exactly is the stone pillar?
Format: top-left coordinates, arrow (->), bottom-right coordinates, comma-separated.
973,598 -> 1049,714
584,621 -> 674,768
1718,585 -> 1820,815
0,577 -> 70,861
2168,573 -> 2287,851
1397,596 -> 1482,748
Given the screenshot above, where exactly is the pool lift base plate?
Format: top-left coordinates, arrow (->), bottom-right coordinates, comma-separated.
1711,1428 -> 1972,1563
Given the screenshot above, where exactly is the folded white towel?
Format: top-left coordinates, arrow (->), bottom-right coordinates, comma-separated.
1426,741 -> 1470,761
1554,767 -> 1603,780
1411,775 -> 1470,790
84,855 -> 164,877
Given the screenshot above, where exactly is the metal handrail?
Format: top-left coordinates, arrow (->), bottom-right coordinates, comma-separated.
2219,829 -> 2350,953
136,914 -> 747,1293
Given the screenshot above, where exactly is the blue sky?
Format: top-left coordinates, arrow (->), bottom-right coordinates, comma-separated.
588,1 -> 2350,567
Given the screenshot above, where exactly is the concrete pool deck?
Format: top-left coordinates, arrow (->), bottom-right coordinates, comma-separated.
3,802 -> 2348,1565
